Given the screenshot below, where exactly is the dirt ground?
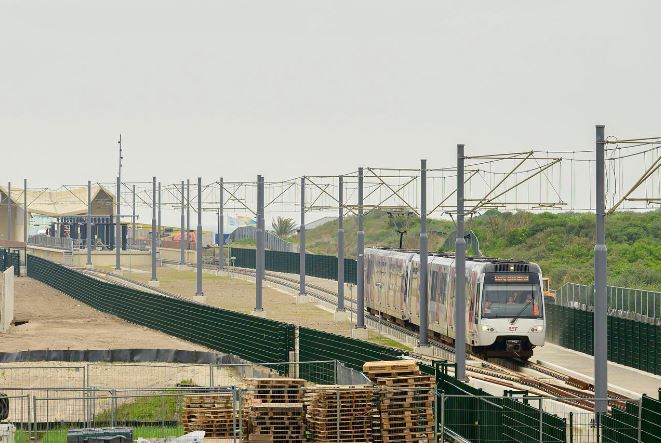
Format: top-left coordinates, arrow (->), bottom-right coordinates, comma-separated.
116,266 -> 359,337
0,277 -> 210,353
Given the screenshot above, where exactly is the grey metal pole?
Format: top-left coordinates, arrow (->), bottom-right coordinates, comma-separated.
594,124 -> 608,418
455,145 -> 467,381
132,184 -> 136,248
219,178 -> 224,270
356,168 -> 366,329
196,177 -> 204,296
419,159 -> 429,347
23,179 -> 28,244
299,177 -> 306,297
115,177 -> 121,271
86,180 -> 92,267
7,181 -> 11,241
186,179 -> 191,254
180,181 -> 185,265
158,182 -> 162,249
255,175 -> 264,312
337,175 -> 345,312
151,177 -> 158,282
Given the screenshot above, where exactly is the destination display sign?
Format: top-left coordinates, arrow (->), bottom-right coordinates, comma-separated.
494,274 -> 530,283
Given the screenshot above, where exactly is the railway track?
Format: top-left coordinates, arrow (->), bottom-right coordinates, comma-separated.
93,259 -> 630,410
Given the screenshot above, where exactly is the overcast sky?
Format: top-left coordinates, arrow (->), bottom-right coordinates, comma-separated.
1,1 -> 659,191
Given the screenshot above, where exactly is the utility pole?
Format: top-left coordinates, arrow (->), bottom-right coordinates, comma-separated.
115,176 -> 121,273
418,159 -> 430,351
86,180 -> 92,267
335,175 -> 347,321
455,145 -> 467,381
253,175 -> 265,316
150,177 -> 158,286
132,184 -> 136,248
115,134 -> 123,273
594,125 -> 608,420
353,168 -> 367,338
180,181 -> 185,265
218,177 -> 224,270
186,179 -> 191,255
158,182 -> 162,250
196,177 -> 204,298
299,177 -> 307,302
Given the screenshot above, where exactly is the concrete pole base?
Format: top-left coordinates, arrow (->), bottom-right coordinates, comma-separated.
85,264 -> 94,270
147,280 -> 160,288
351,327 -> 369,339
177,265 -> 187,271
333,310 -> 348,322
194,295 -> 207,304
112,269 -> 123,276
414,345 -> 434,357
295,294 -> 311,304
251,309 -> 267,318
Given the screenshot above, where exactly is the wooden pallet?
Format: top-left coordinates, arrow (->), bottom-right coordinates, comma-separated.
250,402 -> 305,443
182,394 -> 248,438
362,361 -> 436,442
246,378 -> 305,405
306,386 -> 374,443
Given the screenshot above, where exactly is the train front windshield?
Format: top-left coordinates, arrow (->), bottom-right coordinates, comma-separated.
481,273 -> 543,319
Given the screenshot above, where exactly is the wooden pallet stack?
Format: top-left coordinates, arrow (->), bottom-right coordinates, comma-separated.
246,378 -> 305,443
182,393 -> 246,438
363,361 -> 435,443
306,385 -> 373,442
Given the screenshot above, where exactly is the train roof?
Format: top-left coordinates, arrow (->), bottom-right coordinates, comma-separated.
366,247 -> 541,273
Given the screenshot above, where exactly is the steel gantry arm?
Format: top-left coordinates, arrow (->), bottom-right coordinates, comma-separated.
366,168 -> 420,216
466,158 -> 562,214
607,154 -> 661,214
468,151 -> 533,214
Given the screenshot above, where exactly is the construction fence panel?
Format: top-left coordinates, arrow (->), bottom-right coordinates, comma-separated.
229,247 -> 358,284
27,255 -> 294,365
546,303 -> 661,375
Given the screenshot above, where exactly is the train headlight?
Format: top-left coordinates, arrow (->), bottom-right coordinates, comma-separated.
480,325 -> 495,332
530,325 -> 544,333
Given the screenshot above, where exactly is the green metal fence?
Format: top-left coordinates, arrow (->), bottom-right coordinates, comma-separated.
0,249 -> 20,276
426,363 -> 566,442
27,255 -> 294,364
557,282 -> 661,320
298,327 -> 405,372
229,247 -> 357,284
603,394 -> 661,442
546,303 -> 661,375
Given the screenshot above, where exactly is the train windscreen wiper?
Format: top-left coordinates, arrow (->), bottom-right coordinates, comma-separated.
510,301 -> 532,325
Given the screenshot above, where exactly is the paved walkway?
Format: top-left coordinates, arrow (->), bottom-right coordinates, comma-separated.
534,343 -> 661,398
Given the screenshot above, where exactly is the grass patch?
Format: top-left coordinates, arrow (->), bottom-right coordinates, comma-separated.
369,334 -> 413,351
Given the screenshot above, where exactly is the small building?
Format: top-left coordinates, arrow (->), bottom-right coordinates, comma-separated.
0,184 -> 115,244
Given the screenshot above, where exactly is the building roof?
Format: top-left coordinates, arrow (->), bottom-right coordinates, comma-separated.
0,185 -> 115,217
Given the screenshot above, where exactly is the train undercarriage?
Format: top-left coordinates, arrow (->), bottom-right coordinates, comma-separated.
367,307 -> 535,360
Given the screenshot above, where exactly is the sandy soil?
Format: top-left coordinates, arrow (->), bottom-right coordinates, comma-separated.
0,277 -> 210,353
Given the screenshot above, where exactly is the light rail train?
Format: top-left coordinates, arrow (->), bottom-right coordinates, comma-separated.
365,248 -> 546,359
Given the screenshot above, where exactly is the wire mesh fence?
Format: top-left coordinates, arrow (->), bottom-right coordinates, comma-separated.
2,388 -> 653,443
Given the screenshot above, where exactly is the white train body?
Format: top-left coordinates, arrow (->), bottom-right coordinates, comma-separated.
365,248 -> 545,358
